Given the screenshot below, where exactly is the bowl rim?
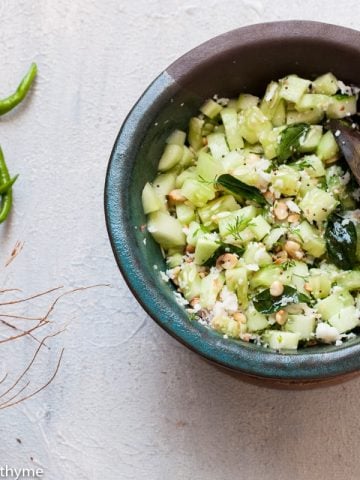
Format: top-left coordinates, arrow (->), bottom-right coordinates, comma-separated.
105,20 -> 360,381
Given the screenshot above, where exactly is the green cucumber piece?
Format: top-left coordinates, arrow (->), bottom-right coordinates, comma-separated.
279,75 -> 311,103
200,99 -> 223,119
188,117 -> 204,151
178,263 -> 202,301
316,130 -> 339,162
142,182 -> 163,214
220,107 -> 244,150
237,93 -> 259,111
176,204 -> 195,225
328,306 -> 359,333
298,126 -> 323,153
147,211 -> 186,248
327,94 -> 357,119
158,144 -> 183,172
263,330 -> 300,350
180,178 -> 215,207
166,129 -> 186,146
225,267 -> 248,308
316,290 -> 354,321
299,188 -> 337,223
200,271 -> 225,309
285,314 -> 315,340
246,305 -> 268,332
207,132 -> 229,160
194,236 -> 221,265
312,73 -> 338,95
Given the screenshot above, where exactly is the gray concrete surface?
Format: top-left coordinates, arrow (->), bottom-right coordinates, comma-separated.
0,1 -> 359,479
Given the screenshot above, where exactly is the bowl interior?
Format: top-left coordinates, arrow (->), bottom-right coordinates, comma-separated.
106,21 -> 360,380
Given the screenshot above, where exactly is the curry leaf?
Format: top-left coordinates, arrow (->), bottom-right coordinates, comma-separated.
203,243 -> 244,268
253,285 -> 311,314
325,213 -> 357,270
216,174 -> 266,205
277,123 -> 310,163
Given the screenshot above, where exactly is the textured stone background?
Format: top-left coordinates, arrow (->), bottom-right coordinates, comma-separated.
0,1 -> 359,479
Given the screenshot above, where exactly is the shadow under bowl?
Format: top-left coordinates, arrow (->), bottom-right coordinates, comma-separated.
105,21 -> 360,387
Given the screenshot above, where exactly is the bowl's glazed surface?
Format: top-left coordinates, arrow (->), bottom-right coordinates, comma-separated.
105,21 -> 360,385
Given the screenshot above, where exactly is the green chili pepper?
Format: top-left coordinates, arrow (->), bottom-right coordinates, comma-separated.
0,174 -> 19,194
0,147 -> 14,223
0,63 -> 37,116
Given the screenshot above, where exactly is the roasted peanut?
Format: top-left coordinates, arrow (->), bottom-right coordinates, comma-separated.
216,253 -> 238,270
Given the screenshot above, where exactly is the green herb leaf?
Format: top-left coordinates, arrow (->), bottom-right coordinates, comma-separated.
325,213 -> 357,270
203,243 -> 244,268
277,123 -> 310,163
226,216 -> 253,240
216,174 -> 266,205
253,285 -> 311,314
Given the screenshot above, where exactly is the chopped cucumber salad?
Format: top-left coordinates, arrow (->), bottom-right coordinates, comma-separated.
142,73 -> 360,350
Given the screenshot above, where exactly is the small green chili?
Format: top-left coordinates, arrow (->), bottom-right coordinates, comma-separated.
0,147 -> 14,223
0,63 -> 37,116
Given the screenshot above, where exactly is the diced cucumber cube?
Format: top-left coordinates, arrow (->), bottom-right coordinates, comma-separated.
237,93 -> 259,111
316,130 -> 339,162
250,266 -> 291,289
153,172 -> 176,197
200,99 -> 223,119
327,94 -> 358,119
175,167 -> 197,189
194,236 -> 220,265
186,221 -> 203,246
316,290 -> 354,321
271,165 -> 301,196
243,242 -> 272,267
279,75 -> 311,103
207,132 -> 229,160
249,215 -> 271,241
181,179 -> 215,207
336,271 -> 360,291
246,306 -> 268,332
188,117 -> 204,151
238,106 -> 272,144
176,204 -> 195,225
272,99 -> 286,127
296,94 -> 332,112
179,146 -> 195,168
312,73 -> 338,95
296,221 -> 326,257
263,330 -> 300,350
166,129 -> 186,146
299,188 -> 337,223
220,107 -> 244,150
142,182 -> 163,214
260,81 -> 281,119
198,195 -> 239,227
263,227 -> 286,250
296,154 -> 325,178
200,271 -> 225,309
147,211 -> 186,248
285,314 -> 315,340
222,150 -> 245,171
328,306 -> 359,333
299,126 -> 323,153
212,315 -> 241,338
196,151 -> 223,182
158,144 -> 183,172
308,269 -> 332,299
178,263 -> 202,301
225,267 -> 248,308
166,253 -> 183,268
287,109 -> 324,125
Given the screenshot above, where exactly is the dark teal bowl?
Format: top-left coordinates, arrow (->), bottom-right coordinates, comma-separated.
105,21 -> 360,385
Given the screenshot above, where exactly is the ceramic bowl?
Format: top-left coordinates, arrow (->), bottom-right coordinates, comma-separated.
105,21 -> 360,386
